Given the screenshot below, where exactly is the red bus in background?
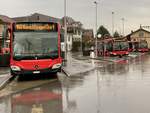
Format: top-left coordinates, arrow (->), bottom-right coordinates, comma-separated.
110,40 -> 129,57
10,22 -> 62,76
137,40 -> 149,52
97,38 -> 113,56
128,40 -> 149,52
97,39 -> 129,57
0,24 -> 10,66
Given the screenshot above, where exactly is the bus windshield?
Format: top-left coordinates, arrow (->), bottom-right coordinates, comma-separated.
113,42 -> 120,51
13,32 -> 58,60
139,41 -> 148,48
113,41 -> 128,51
120,42 -> 128,50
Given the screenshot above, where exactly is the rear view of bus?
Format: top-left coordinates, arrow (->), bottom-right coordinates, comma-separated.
10,22 -> 62,76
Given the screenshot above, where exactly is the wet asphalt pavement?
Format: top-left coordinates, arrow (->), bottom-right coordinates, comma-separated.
1,54 -> 150,113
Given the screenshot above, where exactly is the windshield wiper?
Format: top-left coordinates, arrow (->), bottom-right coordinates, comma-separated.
49,54 -> 59,59
31,54 -> 59,60
13,56 -> 36,61
13,52 -> 59,60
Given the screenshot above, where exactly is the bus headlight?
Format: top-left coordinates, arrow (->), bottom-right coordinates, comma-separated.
11,66 -> 21,71
52,63 -> 61,69
113,53 -> 117,55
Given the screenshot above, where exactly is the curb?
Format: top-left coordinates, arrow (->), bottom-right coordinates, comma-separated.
62,66 -> 96,77
67,52 -> 149,77
74,56 -> 115,62
61,68 -> 71,77
0,75 -> 12,90
73,55 -> 123,62
74,53 -> 147,63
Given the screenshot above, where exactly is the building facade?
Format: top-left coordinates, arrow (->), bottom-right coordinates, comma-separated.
62,17 -> 83,51
71,22 -> 82,42
67,33 -> 73,51
12,13 -> 60,23
127,27 -> 150,48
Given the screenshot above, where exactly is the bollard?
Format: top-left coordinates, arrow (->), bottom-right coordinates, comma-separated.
90,51 -> 95,58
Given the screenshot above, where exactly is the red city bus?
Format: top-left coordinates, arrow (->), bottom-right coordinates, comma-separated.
110,40 -> 129,57
128,40 -> 149,52
137,40 -> 149,52
10,22 -> 62,76
97,38 -> 113,56
0,24 -> 10,66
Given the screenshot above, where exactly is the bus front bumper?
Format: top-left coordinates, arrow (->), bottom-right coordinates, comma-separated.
10,65 -> 62,75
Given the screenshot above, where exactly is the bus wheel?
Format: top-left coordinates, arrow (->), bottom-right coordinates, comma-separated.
110,54 -> 114,57
58,67 -> 62,72
18,75 -> 25,81
119,55 -> 122,58
10,70 -> 18,80
10,70 -> 17,76
47,72 -> 57,79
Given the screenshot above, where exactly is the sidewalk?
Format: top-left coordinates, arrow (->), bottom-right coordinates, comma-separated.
62,53 -> 96,76
72,52 -> 147,63
62,52 -> 132,76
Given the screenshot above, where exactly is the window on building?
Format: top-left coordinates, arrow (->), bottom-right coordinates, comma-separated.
37,16 -> 40,20
139,32 -> 144,37
73,29 -> 76,34
69,44 -> 71,50
68,36 -> 70,42
78,31 -> 81,35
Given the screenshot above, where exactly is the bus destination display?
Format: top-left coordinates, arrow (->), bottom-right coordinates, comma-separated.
15,23 -> 57,32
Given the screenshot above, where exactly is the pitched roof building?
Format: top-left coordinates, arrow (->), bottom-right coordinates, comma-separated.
126,27 -> 150,48
12,13 -> 61,23
0,15 -> 14,24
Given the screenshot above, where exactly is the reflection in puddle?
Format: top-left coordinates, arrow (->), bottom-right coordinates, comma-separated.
11,81 -> 63,113
0,96 -> 11,113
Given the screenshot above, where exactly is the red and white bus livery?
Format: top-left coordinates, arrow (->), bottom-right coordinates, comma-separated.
110,41 -> 129,57
137,41 -> 149,52
10,22 -> 62,76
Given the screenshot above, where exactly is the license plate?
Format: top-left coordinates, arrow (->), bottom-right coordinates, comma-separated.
33,71 -> 40,74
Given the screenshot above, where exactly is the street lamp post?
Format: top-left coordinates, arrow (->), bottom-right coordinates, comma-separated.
121,18 -> 125,36
64,0 -> 67,61
81,32 -> 83,56
112,12 -> 114,36
94,1 -> 98,58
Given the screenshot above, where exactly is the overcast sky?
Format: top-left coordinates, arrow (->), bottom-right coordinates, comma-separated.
1,0 -> 150,35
